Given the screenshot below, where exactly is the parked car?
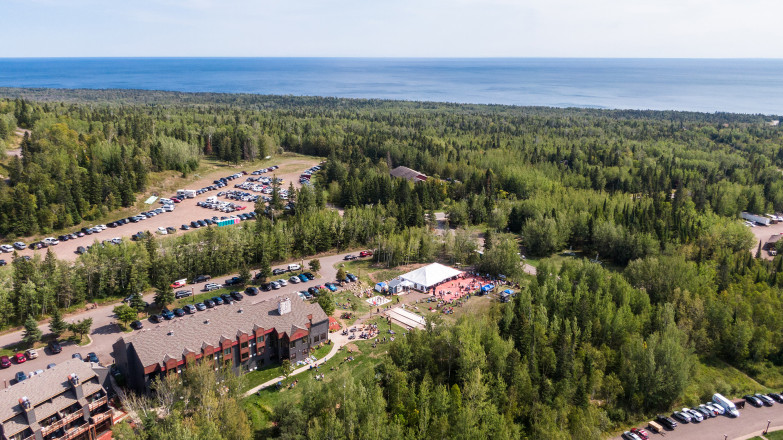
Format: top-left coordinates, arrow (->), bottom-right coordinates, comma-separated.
655,415 -> 677,430
230,291 -> 244,301
621,432 -> 641,440
170,279 -> 187,288
324,283 -> 338,292
181,224 -> 191,230
277,278 -> 288,287
15,371 -> 27,383
204,299 -> 216,308
76,246 -> 87,254
204,283 -> 221,291
756,393 -> 774,406
175,290 -> 192,299
672,411 -> 691,424
630,428 -> 649,440
24,349 -> 38,360
683,408 -> 702,422
289,276 -> 300,284
270,281 -> 280,290
304,272 -> 315,280
706,402 -> 724,415
0,259 -> 6,266
343,254 -> 356,260
72,353 -> 83,360
224,276 -> 243,286
47,363 -> 56,369
13,353 -> 26,364
13,242 -> 26,250
744,394 -> 763,407
260,283 -> 271,291
0,244 -> 14,253
149,314 -> 163,323
245,287 -> 259,296
184,304 -> 197,314
87,352 -> 99,363
272,268 -> 287,276
288,263 -> 301,271
212,296 -> 224,305
346,273 -> 358,282
193,274 -> 211,283
195,303 -> 207,311
359,250 -> 373,257
48,340 -> 62,354
298,274 -> 309,282
769,392 -> 783,403
130,320 -> 143,330
172,308 -> 184,317
695,405 -> 713,418
0,356 -> 10,368
220,293 -> 234,304
161,309 -> 175,320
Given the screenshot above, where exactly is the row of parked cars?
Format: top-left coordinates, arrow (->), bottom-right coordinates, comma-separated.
623,392 -> 782,439
299,165 -> 322,185
218,190 -> 261,203
1,344 -> 100,385
148,290 -> 251,324
250,165 -> 280,175
183,212 -> 257,231
197,198 -> 248,212
2,224 -> 116,254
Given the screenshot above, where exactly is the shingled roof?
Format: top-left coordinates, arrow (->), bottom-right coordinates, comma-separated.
117,294 -> 327,369
390,166 -> 428,182
0,359 -> 98,430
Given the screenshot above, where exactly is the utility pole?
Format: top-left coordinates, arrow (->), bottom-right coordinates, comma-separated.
766,420 -> 771,434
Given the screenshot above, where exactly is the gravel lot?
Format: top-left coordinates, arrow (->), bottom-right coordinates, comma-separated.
1,158 -> 319,262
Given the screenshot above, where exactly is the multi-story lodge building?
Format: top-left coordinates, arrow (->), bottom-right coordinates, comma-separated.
0,359 -> 112,440
112,294 -> 329,393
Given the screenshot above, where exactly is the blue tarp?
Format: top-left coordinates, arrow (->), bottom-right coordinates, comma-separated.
502,289 -> 513,295
481,284 -> 495,292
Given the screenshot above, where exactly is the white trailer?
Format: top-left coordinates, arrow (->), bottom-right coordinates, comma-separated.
184,190 -> 197,198
741,212 -> 771,226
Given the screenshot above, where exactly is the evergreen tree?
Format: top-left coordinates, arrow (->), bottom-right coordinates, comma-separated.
154,285 -> 175,308
48,307 -> 68,338
309,258 -> 321,273
22,315 -> 42,346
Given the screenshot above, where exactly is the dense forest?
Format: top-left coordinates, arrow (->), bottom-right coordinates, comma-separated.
1,88 -> 783,438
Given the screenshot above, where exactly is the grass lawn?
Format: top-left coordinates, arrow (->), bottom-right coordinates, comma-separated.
243,331 -> 392,434
765,430 -> 783,440
312,343 -> 332,360
243,364 -> 284,392
332,291 -> 370,325
680,357 -> 773,407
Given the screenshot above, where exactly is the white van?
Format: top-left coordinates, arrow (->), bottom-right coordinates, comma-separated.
288,263 -> 301,271
713,393 -> 740,417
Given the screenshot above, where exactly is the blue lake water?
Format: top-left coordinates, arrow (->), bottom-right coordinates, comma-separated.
0,58 -> 781,114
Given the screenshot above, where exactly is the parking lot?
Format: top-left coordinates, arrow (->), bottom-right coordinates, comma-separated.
614,403 -> 783,440
0,158 -> 320,263
0,250 -> 351,387
749,221 -> 783,260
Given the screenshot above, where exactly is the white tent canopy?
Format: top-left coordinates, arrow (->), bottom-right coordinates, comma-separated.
400,263 -> 462,291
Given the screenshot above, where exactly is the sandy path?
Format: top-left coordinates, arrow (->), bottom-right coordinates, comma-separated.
2,157 -> 320,262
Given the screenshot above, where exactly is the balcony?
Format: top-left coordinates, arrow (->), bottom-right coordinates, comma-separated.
88,395 -> 108,412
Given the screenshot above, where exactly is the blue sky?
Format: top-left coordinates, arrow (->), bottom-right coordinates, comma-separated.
2,0 -> 781,58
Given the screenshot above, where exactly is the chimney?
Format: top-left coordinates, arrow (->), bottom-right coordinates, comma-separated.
278,298 -> 291,315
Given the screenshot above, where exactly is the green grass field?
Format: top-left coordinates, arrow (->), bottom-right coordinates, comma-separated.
242,329 -> 393,434
679,357 -> 773,407
765,430 -> 783,440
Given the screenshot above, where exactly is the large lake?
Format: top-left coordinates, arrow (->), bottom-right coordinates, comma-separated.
0,58 -> 781,114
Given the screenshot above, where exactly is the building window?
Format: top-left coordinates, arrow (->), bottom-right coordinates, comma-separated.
289,340 -> 296,348
241,352 -> 249,361
321,333 -> 327,340
223,348 -> 231,356
240,341 -> 248,349
257,336 -> 264,344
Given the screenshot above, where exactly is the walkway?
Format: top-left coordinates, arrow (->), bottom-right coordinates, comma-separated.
243,332 -> 349,396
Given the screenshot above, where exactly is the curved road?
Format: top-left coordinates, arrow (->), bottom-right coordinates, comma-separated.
0,250 -> 356,388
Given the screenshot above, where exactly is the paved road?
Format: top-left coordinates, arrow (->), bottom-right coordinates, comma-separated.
0,251 -> 359,388
613,403 -> 783,440
1,158 -> 318,263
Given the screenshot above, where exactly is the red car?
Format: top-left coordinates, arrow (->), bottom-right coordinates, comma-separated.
13,353 -> 26,364
631,428 -> 649,440
359,250 -> 373,257
171,197 -> 181,203
170,279 -> 186,289
0,356 -> 10,368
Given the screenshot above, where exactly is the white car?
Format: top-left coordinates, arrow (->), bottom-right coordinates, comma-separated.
277,279 -> 288,287
163,204 -> 175,212
707,402 -> 724,415
157,227 -> 168,235
683,407 -> 703,422
289,276 -> 300,284
0,245 -> 13,253
43,237 -> 59,246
